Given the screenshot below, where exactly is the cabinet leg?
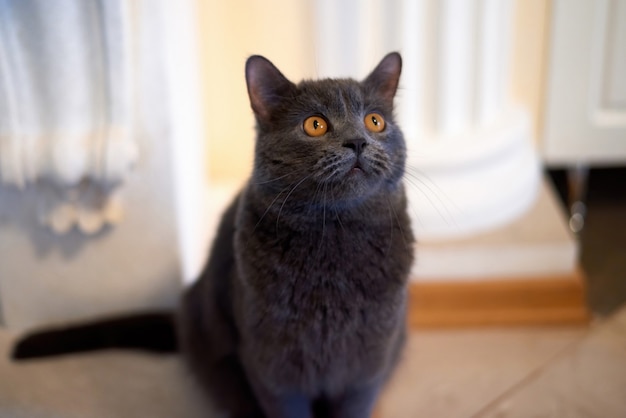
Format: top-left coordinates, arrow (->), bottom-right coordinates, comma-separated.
566,163 -> 589,233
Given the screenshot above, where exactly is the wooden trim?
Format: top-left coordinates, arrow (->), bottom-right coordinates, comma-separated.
408,268 -> 590,327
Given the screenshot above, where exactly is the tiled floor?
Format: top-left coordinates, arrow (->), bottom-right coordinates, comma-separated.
382,307 -> 626,417
380,327 -> 586,417
1,307 -> 625,417
476,311 -> 626,417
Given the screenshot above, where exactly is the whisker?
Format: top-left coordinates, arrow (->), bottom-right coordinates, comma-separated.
387,196 -> 411,253
402,174 -> 455,228
276,173 -> 315,231
309,179 -> 326,217
317,159 -> 346,182
385,198 -> 394,255
333,202 -> 345,232
384,160 -> 459,228
315,181 -> 328,258
251,181 -> 296,235
252,171 -> 298,185
405,166 -> 460,212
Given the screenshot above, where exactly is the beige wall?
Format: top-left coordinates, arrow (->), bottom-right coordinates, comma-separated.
511,0 -> 551,144
197,0 -> 316,182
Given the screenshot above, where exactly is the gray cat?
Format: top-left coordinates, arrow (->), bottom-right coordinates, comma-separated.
13,52 -> 414,418
178,52 -> 414,418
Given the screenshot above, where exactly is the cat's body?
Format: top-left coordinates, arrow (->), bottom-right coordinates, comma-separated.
13,53 -> 414,418
179,53 -> 414,418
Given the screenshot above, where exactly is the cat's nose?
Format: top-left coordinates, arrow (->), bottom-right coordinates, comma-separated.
343,138 -> 367,156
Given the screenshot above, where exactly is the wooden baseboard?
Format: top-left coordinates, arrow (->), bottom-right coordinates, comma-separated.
408,268 -> 590,327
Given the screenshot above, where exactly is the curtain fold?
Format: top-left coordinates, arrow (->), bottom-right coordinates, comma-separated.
0,0 -> 137,233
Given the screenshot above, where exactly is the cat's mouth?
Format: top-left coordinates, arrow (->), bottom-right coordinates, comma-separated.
348,162 -> 364,175
348,159 -> 366,175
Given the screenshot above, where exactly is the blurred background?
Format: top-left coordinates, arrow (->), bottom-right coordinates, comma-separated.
2,0 -> 624,329
0,0 -> 625,416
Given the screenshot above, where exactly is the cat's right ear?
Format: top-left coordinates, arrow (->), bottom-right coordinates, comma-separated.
363,52 -> 402,108
245,56 -> 296,123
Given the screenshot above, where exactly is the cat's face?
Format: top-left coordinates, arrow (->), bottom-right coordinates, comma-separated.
246,53 -> 406,208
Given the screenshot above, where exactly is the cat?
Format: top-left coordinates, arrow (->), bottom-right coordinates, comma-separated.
13,52 -> 414,418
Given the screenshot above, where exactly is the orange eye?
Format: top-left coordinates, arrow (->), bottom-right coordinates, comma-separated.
303,116 -> 328,137
364,113 -> 385,133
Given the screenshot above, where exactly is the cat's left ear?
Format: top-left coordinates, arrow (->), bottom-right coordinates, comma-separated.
363,52 -> 402,107
246,55 -> 296,123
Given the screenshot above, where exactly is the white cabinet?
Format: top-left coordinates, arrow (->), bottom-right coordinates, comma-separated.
542,0 -> 626,166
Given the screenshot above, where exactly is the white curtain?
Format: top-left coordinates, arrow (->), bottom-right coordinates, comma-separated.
0,0 -> 138,233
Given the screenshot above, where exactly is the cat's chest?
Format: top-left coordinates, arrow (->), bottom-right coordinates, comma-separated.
283,223 -> 390,273
234,211 -> 411,392
236,217 -> 407,340
238,217 -> 402,294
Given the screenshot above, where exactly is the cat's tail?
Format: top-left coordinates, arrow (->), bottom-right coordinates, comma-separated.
11,311 -> 178,360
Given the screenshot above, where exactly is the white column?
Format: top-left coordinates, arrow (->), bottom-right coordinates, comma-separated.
475,0 -> 513,127
402,0 -> 538,240
396,0 -> 424,141
312,0 -> 540,240
435,0 -> 476,135
315,0 -> 389,79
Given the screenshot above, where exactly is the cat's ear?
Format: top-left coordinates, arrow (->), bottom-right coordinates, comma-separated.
363,52 -> 402,107
245,56 -> 296,122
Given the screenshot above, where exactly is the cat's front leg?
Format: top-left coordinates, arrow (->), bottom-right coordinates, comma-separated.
324,381 -> 381,418
246,372 -> 313,418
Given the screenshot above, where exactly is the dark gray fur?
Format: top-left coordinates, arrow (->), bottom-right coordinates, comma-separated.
178,53 -> 414,418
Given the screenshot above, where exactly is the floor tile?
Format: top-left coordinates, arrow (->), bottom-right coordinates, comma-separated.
476,307 -> 626,418
0,330 -> 212,418
379,327 -> 586,418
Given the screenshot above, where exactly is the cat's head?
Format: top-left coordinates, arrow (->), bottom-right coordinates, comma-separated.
245,53 -> 406,209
